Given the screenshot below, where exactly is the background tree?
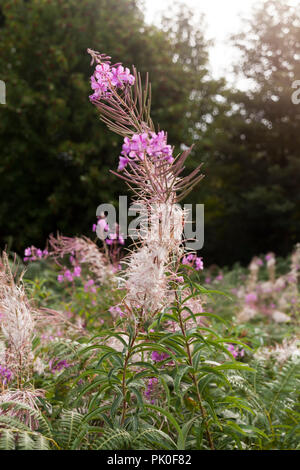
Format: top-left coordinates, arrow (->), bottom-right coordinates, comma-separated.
0,0 -> 223,258
191,0 -> 300,265
1,0 -> 299,267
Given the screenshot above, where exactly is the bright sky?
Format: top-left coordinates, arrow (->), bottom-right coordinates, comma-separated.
144,0 -> 298,89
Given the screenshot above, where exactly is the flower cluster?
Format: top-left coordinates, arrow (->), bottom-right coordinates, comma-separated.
236,244 -> 300,323
0,253 -> 35,377
0,365 -> 13,385
92,217 -> 109,234
49,234 -> 114,285
227,344 -> 245,359
182,253 -> 204,271
88,50 -> 204,321
84,279 -> 96,293
109,305 -> 125,318
49,358 -> 71,374
118,131 -> 173,171
89,62 -> 135,102
105,232 -> 125,246
24,246 -> 48,262
151,351 -> 170,362
254,338 -> 300,364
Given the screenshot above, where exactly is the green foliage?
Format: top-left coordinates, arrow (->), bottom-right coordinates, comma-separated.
0,257 -> 299,450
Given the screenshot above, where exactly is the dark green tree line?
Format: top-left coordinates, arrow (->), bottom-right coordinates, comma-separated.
0,0 -> 223,257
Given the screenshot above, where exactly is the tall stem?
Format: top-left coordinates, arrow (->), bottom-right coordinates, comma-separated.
176,293 -> 215,450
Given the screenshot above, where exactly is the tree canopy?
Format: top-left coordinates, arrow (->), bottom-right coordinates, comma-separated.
0,0 -> 299,266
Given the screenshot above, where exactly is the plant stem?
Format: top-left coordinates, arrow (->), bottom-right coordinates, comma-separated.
176,293 -> 215,450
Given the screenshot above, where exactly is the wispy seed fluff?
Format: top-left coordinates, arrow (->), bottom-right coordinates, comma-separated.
88,49 -> 204,321
49,234 -> 114,284
0,253 -> 34,378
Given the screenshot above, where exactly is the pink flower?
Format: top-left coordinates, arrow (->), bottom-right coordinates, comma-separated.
245,292 -> 257,304
227,344 -> 245,359
89,60 -> 134,102
109,305 -> 125,317
23,245 -> 48,262
265,253 -> 274,262
195,257 -> 204,271
73,266 -> 81,278
182,254 -> 203,271
97,219 -> 109,231
84,279 -> 95,293
95,218 -> 109,238
64,270 -> 73,282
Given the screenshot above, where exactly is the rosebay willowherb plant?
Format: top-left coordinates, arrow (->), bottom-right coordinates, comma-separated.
1,52 -> 299,450
236,244 -> 300,324
88,48 -> 204,318
82,50 -> 264,450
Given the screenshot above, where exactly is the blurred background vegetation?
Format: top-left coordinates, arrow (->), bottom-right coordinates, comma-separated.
0,0 -> 299,266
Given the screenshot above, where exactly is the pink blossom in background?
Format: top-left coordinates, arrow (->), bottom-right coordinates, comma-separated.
89,60 -> 134,102
109,305 -> 125,317
111,65 -> 135,87
195,257 -> 204,271
118,156 -> 129,171
24,246 -> 48,262
93,218 -> 109,234
84,279 -> 97,293
182,254 -> 204,271
144,377 -> 159,404
49,358 -> 71,374
0,365 -> 13,385
73,266 -> 81,278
